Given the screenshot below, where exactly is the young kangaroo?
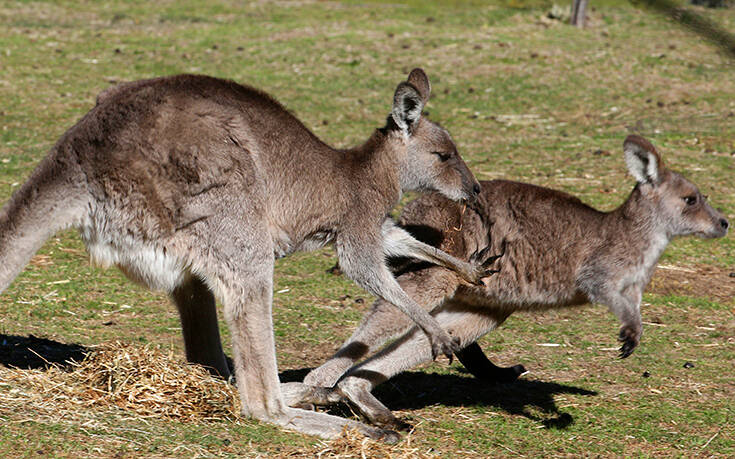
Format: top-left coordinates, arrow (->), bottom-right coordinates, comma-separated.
0,70 -> 496,441
283,135 -> 729,429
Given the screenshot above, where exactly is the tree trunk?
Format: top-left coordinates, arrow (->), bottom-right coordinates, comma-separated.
571,0 -> 589,28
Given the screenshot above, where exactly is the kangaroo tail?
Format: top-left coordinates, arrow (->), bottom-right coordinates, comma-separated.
0,153 -> 88,293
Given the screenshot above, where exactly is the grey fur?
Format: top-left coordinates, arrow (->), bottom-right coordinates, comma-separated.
285,135 -> 729,430
0,70 -> 488,441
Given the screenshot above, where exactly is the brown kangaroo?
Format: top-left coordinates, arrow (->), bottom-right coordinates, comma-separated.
0,70 -> 495,441
283,135 -> 729,430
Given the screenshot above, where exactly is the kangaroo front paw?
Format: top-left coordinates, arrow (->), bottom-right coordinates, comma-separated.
467,242 -> 505,284
618,325 -> 641,359
430,331 -> 461,361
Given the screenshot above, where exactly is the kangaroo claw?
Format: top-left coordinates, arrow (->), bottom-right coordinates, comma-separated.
617,325 -> 641,359
430,333 -> 461,361
468,240 -> 506,284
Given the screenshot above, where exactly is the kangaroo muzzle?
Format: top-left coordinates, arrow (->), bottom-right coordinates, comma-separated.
715,216 -> 729,237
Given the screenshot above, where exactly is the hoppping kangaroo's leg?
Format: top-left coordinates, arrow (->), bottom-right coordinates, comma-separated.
455,342 -> 526,383
381,220 -> 502,285
312,303 -> 507,429
340,305 -> 506,428
302,267 -> 461,388
170,274 -> 230,378
335,230 -> 466,361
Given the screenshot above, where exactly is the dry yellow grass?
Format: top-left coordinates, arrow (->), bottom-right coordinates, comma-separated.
307,428 -> 435,459
0,341 -> 439,457
0,341 -> 240,422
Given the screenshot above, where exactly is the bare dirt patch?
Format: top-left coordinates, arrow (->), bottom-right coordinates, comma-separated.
649,263 -> 735,303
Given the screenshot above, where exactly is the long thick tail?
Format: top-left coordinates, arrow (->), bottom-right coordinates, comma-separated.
0,153 -> 88,293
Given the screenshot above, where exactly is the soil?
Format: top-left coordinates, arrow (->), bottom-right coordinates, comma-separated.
648,263 -> 735,303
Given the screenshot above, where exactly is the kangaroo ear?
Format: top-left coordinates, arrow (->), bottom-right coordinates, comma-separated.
406,68 -> 431,105
391,81 -> 425,134
623,135 -> 663,185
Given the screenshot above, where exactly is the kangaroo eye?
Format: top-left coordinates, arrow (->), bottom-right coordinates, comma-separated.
683,195 -> 697,206
432,151 -> 451,162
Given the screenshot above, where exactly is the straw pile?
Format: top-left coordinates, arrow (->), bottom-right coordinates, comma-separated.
309,427 -> 435,459
0,341 -> 240,421
0,341 -> 439,457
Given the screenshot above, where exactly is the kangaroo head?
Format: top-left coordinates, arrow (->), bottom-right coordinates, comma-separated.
624,135 -> 729,239
387,68 -> 480,203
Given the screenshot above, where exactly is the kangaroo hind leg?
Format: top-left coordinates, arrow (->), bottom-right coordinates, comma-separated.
335,304 -> 505,429
303,266 -> 460,388
455,341 -> 526,383
220,256 -> 398,440
170,274 -> 230,378
184,211 -> 398,441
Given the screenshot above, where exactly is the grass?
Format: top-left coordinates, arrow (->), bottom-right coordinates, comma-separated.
1,0 -> 734,457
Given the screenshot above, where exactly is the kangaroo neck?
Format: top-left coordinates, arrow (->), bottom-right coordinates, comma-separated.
264,127 -> 402,258
343,130 -> 403,205
608,185 -> 671,272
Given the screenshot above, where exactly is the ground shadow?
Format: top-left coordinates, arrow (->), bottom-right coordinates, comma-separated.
0,334 -> 240,376
0,334 -> 89,369
280,367 -> 311,383
279,366 -> 597,429
1,337 -> 597,429
634,0 -> 735,58
379,370 -> 596,428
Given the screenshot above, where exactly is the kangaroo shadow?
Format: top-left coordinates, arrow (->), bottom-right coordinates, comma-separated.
380,370 -> 596,428
280,367 -> 597,429
1,337 -> 595,429
0,334 -> 90,370
0,334 -> 241,376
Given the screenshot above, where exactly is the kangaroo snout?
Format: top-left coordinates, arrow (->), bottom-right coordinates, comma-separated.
686,207 -> 728,239
463,180 -> 482,204
472,182 -> 482,196
715,216 -> 729,237
702,207 -> 729,238
457,168 -> 482,203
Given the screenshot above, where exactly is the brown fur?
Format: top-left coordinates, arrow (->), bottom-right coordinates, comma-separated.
0,70 -> 488,442
286,135 -> 729,431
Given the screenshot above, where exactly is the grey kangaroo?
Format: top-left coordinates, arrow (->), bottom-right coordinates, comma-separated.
0,70 -> 497,441
283,135 -> 729,430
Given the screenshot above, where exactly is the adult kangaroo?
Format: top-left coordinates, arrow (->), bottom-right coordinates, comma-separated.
284,135 -> 729,429
0,70 -> 495,441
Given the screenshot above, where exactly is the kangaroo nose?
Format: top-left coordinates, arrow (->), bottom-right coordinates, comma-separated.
720,218 -> 729,230
473,183 -> 481,195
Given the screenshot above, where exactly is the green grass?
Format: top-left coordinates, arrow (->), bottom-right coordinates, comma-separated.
1,0 -> 734,457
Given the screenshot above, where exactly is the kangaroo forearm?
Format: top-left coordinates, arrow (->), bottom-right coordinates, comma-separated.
339,279 -> 451,357
605,289 -> 642,328
406,240 -> 472,273
338,232 -> 460,359
381,221 -> 473,276
603,291 -> 643,358
352,274 -> 458,359
369,279 -> 443,337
